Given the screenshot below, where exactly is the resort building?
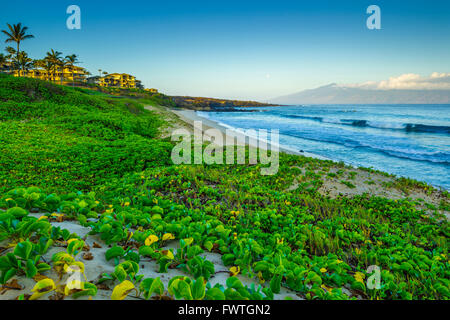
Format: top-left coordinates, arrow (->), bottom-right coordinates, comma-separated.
12,66 -> 89,84
6,66 -> 150,91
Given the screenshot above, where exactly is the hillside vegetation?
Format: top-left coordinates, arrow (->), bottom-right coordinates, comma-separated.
0,74 -> 173,192
0,75 -> 448,300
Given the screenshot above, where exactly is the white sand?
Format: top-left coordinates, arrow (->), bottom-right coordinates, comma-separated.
0,213 -> 302,300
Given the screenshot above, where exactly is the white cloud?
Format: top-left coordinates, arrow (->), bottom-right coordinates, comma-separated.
340,72 -> 450,90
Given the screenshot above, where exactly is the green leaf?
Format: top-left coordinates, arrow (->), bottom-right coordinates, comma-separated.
178,280 -> 193,300
7,207 -> 27,218
26,259 -> 38,278
105,246 -> 125,261
226,277 -> 244,290
192,277 -> 206,300
138,246 -> 154,257
222,253 -> 235,266
270,274 -> 282,294
206,287 -> 225,300
1,268 -> 17,284
140,277 -> 164,299
14,241 -> 33,260
204,241 -> 213,252
73,283 -> 98,299
36,263 -> 51,273
158,258 -> 171,273
114,265 -> 127,282
67,239 -> 84,256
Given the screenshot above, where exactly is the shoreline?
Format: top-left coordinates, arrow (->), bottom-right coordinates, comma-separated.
168,108 -> 449,192
171,108 -> 330,160
163,107 -> 449,206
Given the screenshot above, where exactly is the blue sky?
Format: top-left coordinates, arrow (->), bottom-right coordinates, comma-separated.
1,0 -> 450,100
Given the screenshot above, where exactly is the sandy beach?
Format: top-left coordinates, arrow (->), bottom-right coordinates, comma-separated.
170,108 -> 329,160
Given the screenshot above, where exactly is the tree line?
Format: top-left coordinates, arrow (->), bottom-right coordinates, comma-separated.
0,23 -> 89,86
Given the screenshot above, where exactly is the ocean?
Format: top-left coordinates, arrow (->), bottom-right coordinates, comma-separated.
198,104 -> 450,190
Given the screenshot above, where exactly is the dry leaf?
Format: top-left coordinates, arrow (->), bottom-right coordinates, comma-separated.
96,283 -> 110,291
33,274 -> 49,282
83,252 -> 94,260
93,242 -> 102,248
0,279 -> 23,294
49,292 -> 65,300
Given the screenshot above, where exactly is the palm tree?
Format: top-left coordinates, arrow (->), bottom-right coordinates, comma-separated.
14,51 -> 33,77
35,58 -> 53,81
4,47 -> 17,74
45,49 -> 62,82
0,54 -> 6,72
57,58 -> 70,85
1,23 -> 34,65
65,54 -> 80,87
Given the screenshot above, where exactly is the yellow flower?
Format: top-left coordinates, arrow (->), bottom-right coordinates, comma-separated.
124,202 -> 130,207
230,266 -> 240,276
162,233 -> 175,241
161,250 -> 174,260
145,235 -> 159,246
354,272 -> 365,284
285,201 -> 291,206
111,280 -> 135,300
320,268 -> 327,273
257,271 -> 265,284
277,238 -> 284,245
321,284 -> 333,293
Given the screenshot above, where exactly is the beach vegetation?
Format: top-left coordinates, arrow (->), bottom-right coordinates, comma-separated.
0,75 -> 448,300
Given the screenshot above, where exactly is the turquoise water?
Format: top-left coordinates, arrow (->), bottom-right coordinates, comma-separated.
198,105 -> 450,190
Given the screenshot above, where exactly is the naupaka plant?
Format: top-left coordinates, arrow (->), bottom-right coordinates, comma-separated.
0,240 -> 51,284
